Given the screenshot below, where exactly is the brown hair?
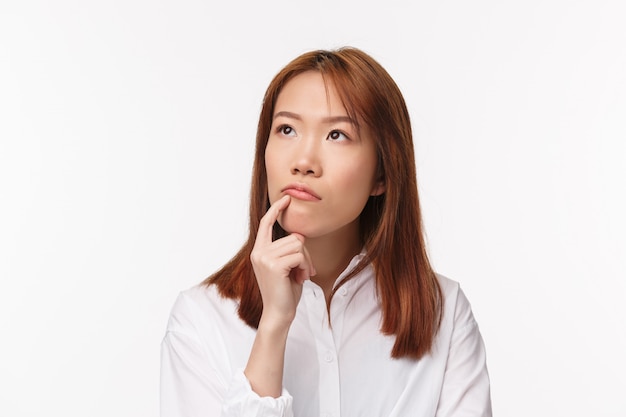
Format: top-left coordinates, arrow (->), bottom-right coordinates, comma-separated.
205,47 -> 442,359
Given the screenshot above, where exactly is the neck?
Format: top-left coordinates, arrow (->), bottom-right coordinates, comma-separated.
305,220 -> 362,301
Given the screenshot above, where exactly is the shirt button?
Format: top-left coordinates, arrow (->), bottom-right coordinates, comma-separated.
340,287 -> 348,296
322,413 -> 332,417
324,351 -> 334,362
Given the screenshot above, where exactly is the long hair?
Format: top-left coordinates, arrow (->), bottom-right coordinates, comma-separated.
205,47 -> 442,359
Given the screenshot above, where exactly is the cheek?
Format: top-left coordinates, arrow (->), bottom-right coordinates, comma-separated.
336,158 -> 378,196
264,147 -> 281,198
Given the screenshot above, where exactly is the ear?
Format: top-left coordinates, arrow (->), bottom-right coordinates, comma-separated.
370,179 -> 385,196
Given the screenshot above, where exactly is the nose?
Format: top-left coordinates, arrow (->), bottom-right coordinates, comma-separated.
291,137 -> 322,177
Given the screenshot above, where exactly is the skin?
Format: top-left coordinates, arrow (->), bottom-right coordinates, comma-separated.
244,71 -> 384,398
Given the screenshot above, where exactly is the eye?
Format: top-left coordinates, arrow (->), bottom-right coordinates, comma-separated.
277,124 -> 296,137
327,130 -> 349,142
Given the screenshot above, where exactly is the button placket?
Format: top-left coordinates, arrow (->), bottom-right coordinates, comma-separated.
304,281 -> 341,417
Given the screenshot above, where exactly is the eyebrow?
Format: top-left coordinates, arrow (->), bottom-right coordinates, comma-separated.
273,111 -> 355,125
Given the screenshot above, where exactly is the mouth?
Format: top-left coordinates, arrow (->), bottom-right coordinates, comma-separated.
281,183 -> 322,201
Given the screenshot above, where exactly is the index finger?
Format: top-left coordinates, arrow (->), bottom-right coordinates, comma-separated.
257,195 -> 291,243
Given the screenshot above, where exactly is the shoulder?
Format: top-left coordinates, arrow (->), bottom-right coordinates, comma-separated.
435,273 -> 479,333
165,283 -> 241,334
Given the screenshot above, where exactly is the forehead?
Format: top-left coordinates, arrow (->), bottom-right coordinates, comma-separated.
274,71 -> 347,118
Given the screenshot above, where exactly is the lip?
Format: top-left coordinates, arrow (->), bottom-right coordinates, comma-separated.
281,183 -> 321,201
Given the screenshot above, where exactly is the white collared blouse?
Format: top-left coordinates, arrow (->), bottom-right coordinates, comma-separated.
161,254 -> 492,417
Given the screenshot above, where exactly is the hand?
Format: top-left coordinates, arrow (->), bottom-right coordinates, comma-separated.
250,195 -> 316,329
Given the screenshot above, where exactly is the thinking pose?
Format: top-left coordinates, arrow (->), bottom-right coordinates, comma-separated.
161,47 -> 492,417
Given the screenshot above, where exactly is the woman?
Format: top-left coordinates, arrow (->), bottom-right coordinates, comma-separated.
161,47 -> 492,417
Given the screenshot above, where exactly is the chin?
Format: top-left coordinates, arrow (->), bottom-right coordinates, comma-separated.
277,212 -> 317,238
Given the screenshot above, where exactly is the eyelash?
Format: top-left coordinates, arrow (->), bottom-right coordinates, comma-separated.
327,130 -> 350,141
277,125 -> 295,136
274,125 -> 351,142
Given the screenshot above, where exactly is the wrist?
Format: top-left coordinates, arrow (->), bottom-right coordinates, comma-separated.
257,313 -> 292,337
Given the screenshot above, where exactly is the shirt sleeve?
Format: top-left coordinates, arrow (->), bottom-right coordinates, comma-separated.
435,288 -> 492,417
160,291 -> 294,417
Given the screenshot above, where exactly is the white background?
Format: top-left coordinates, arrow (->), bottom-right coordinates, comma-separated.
1,1 -> 625,416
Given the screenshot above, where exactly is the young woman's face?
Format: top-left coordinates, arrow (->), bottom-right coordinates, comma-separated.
265,71 -> 384,240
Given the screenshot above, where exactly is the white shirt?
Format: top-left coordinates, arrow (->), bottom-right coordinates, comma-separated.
161,253 -> 492,417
